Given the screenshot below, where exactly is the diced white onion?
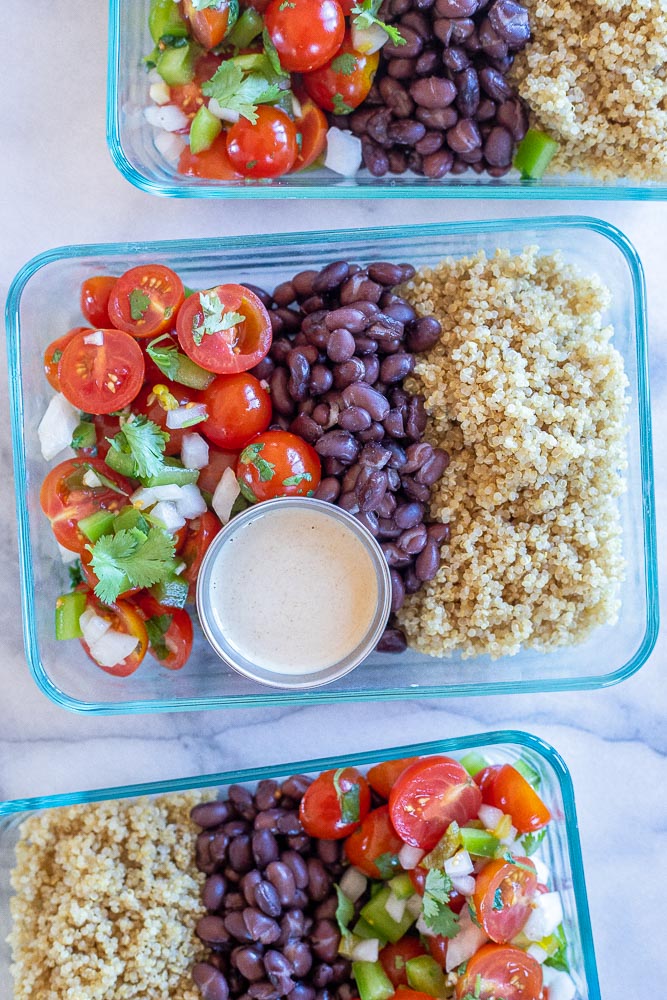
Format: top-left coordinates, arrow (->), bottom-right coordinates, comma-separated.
350,938 -> 380,963
144,103 -> 189,132
445,908 -> 488,972
398,844 -> 425,870
526,944 -> 548,964
415,914 -> 434,938
351,21 -> 389,54
444,849 -> 474,878
541,967 -> 576,1000
450,874 -> 476,896
174,560 -> 186,576
166,402 -> 208,429
532,857 -> 551,886
522,892 -> 564,942
83,469 -> 103,488
384,892 -> 407,923
131,484 -> 184,507
154,129 -> 187,164
291,93 -> 303,119
181,433 -> 210,470
79,609 -> 111,647
151,500 -> 186,533
38,393 -> 80,461
83,330 -> 104,346
149,80 -> 172,106
478,804 -> 504,830
339,867 -> 367,903
57,542 -> 79,563
325,127 -> 362,177
88,629 -> 139,668
175,483 -> 207,520
208,97 -> 240,123
406,893 -> 423,918
212,467 -> 241,526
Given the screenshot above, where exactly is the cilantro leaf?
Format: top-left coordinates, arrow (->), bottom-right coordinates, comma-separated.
262,27 -> 289,78
351,0 -> 406,46
502,852 -> 537,874
81,462 -> 129,496
239,442 -> 276,483
129,288 -> 151,321
332,93 -> 354,115
202,60 -> 282,125
88,527 -> 176,604
279,1 -> 296,8
421,869 -> 459,938
374,851 -> 400,879
331,52 -> 358,75
467,899 -> 481,928
191,0 -> 223,9
334,885 -> 355,935
192,290 -> 245,347
146,336 -> 181,381
109,414 -> 169,480
145,613 -> 174,661
283,472 -> 312,487
68,562 -> 84,589
544,923 -> 570,973
492,887 -> 504,911
333,768 -> 361,824
521,828 -> 547,856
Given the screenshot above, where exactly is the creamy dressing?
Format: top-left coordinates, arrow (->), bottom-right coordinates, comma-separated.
207,506 -> 379,675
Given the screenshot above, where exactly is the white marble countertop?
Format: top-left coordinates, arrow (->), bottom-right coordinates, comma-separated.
1,3 -> 666,997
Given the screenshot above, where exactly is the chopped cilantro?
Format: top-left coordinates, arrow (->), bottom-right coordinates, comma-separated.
51,348 -> 63,364
202,60 -> 282,125
81,462 -> 129,496
422,869 -> 460,938
246,159 -> 258,170
109,414 -> 169,480
373,851 -> 400,879
87,526 -> 176,604
129,288 -> 151,321
351,0 -> 406,46
333,768 -> 361,825
521,828 -> 547,856
146,336 -> 180,381
334,885 -> 355,935
239,442 -> 276,482
492,887 -> 504,911
544,923 -> 570,973
283,472 -> 312,487
502,852 -> 537,874
145,613 -> 174,660
191,0 -> 223,9
332,93 -> 354,115
192,290 -> 244,347
68,562 -> 84,589
331,52 -> 358,76
279,0 -> 296,8
467,899 -> 481,928
262,27 -> 289,78
238,478 -> 259,504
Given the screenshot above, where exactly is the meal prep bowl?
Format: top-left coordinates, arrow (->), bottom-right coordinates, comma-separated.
0,731 -> 601,999
107,0 -> 667,200
5,217 -> 657,714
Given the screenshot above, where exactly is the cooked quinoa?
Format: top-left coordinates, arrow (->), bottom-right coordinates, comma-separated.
9,793 -> 208,1000
398,248 -> 629,659
512,0 -> 667,181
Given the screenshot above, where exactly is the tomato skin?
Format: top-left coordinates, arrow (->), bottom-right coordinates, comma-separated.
292,99 -> 328,172
108,264 -> 184,339
134,593 -> 194,671
236,430 -> 321,503
264,0 -> 345,72
454,944 -> 543,1000
344,806 -> 404,878
40,458 -> 132,552
227,107 -> 299,179
409,867 -> 466,915
299,767 -> 370,839
177,284 -> 272,375
183,0 -> 237,48
303,32 -> 379,112
486,766 -> 551,834
393,990 -> 436,1000
475,765 -> 502,801
58,329 -> 145,415
196,445 -> 238,494
427,935 -> 449,969
133,383 -> 202,456
201,373 -> 272,451
389,756 -> 483,851
44,327 -> 91,391
79,591 -> 148,677
379,938 -> 426,988
182,510 -> 222,597
80,276 -> 117,328
367,757 -> 419,801
472,857 -> 537,943
178,134 -> 243,180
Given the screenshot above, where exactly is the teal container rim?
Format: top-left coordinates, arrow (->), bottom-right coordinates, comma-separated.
0,731 -> 601,998
5,217 -> 658,715
106,0 -> 667,201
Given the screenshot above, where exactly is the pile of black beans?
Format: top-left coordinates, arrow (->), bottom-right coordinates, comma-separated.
247,260 -> 450,654
191,776 -> 354,1000
333,0 -> 530,178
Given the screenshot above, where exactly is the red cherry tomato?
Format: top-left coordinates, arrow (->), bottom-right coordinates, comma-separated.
226,107 -> 299,179
177,283 -> 272,375
134,593 -> 194,671
178,134 -> 243,180
367,757 -> 420,801
201,373 -> 272,451
393,990 -> 436,1000
182,510 -> 222,597
389,756 -> 483,851
236,430 -> 321,503
344,806 -> 404,878
475,765 -> 502,801
264,0 -> 345,72
44,327 -> 91,391
379,938 -> 426,988
40,458 -> 132,552
108,264 -> 184,339
292,99 -> 328,171
133,383 -> 202,457
485,766 -> 552,834
299,767 -> 370,839
454,944 -> 543,1000
472,857 -> 537,943
408,867 -> 466,916
303,32 -> 379,112
79,590 -> 148,677
58,329 -> 145,415
183,0 -> 237,48
427,935 -> 449,969
196,445 -> 239,494
80,276 -> 117,328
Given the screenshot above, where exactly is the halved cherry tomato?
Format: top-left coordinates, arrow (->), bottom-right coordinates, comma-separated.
134,593 -> 194,671
367,756 -> 419,800
299,767 -> 370,839
44,327 -> 91,391
393,990 -> 436,1000
389,756 -> 482,851
58,329 -> 145,415
40,458 -> 132,552
79,590 -> 148,677
133,383 -> 202,457
80,276 -> 117,328
182,510 -> 222,597
80,546 -> 141,601
196,445 -> 238,494
475,765 -> 502,800
427,935 -> 449,969
344,805 -> 404,878
178,134 -> 243,180
183,0 -> 237,49
226,107 -> 299,179
379,938 -> 426,988
292,99 -> 328,172
177,284 -> 272,375
264,0 -> 345,72
485,766 -> 551,834
200,373 -> 272,451
236,430 -> 321,503
454,944 -> 543,1000
108,264 -> 184,339
171,52 -> 224,121
303,32 -> 379,112
472,857 -> 537,943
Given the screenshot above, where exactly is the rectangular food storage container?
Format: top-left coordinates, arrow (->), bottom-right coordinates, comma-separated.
5,217 -> 658,715
107,0 -> 667,200
0,732 -> 601,999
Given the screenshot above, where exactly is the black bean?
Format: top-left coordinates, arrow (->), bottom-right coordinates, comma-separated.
307,364 -> 333,397
377,518 -> 402,540
362,137 -> 391,176
241,870 -> 263,907
355,336 -> 380,356
487,0 -> 529,46
406,315 -> 442,351
402,441 -> 432,473
367,107 -> 394,145
442,46 -> 470,72
248,982 -> 280,1000
496,97 -> 528,140
356,510 -> 380,535
385,440 -> 407,469
322,458 -> 345,477
284,940 -> 313,978
224,866 -> 243,886
357,421 -> 385,443
339,405 -> 372,432
211,832 -> 230,863
357,469 -> 388,512
270,368 -> 295,417
401,9 -> 432,35
226,891 -> 246,911
331,959 -> 352,985
276,811 -> 304,836
341,276 -> 384,307
476,97 -> 496,122
275,308 -> 301,334
313,476 -> 341,502
313,964 -> 335,989
234,946 -> 266,982
381,542 -> 413,567
410,76 -> 457,109
338,490 -> 360,514
398,524 -> 428,554
290,414 -> 323,445
350,107 -> 376,134
244,283 -> 274,309
359,442 -> 392,468
279,909 -> 306,945
254,809 -> 285,834
315,430 -> 360,464
423,149 -> 454,177
401,475 -> 430,501
380,352 -> 415,383
313,261 -> 350,293
403,566 -> 422,593
225,911 -> 253,943
366,261 -> 405,285
415,130 -> 444,155
264,950 -> 295,996
287,349 -> 311,402
291,985 -> 316,1000
229,835 -> 253,874
384,408 -> 406,438
385,24 -> 423,58
379,78 -> 415,118
193,963 -> 230,1000
292,270 -> 318,298
192,801 -> 232,830
251,356 -> 275,382
395,501 -> 425,528
388,119 -> 427,144
251,830 -> 280,870
415,536 -> 441,580
265,860 -> 298,907
375,628 -> 408,653
377,491 -> 397,517
427,521 -> 451,544
406,395 -> 427,438
197,833 -> 216,874
455,67 -> 480,117
203,873 -> 227,912
310,919 -> 340,962
451,15 -> 475,40
306,859 -> 331,902
254,881 -> 282,918
198,915 -> 232,948
390,568 -> 406,612
243,908 -> 282,945
416,105 -> 458,129
327,328 -> 357,363
388,56 -> 418,79
342,382 -> 391,421
325,307 -> 369,333
333,358 -> 366,389
478,16 -> 508,58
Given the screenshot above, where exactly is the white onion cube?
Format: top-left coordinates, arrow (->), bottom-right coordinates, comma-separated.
38,393 -> 80,461
522,892 -> 564,941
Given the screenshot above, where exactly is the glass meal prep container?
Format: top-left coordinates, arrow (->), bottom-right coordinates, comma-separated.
5,217 -> 658,715
0,731 -> 601,1000
107,0 -> 667,200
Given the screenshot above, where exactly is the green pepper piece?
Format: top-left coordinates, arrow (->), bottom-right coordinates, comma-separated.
149,0 -> 189,44
352,917 -> 388,945
190,105 -> 223,155
406,955 -> 449,998
514,129 -> 560,180
78,510 -> 117,543
55,591 -> 87,640
105,447 -> 137,479
360,887 -> 417,943
459,827 -> 500,858
224,6 -> 263,48
144,464 -> 200,488
156,42 -> 197,86
388,873 -> 414,900
71,420 -> 97,452
112,506 -> 150,535
460,751 -> 488,777
351,962 -> 395,1000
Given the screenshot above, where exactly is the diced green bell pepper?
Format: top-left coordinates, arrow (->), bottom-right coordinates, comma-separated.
149,0 -> 189,43
513,757 -> 542,788
224,6 -> 263,48
144,462 -> 200,488
156,42 -> 197,86
71,420 -> 97,452
460,827 -> 499,857
190,105 -> 223,155
112,506 -> 150,535
352,917 -> 387,945
388,873 -> 414,900
514,129 -> 559,180
105,447 -> 137,478
360,886 -> 417,943
351,962 -> 394,1000
55,591 -> 87,640
78,510 -> 116,543
460,751 -> 488,777
405,955 -> 449,998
